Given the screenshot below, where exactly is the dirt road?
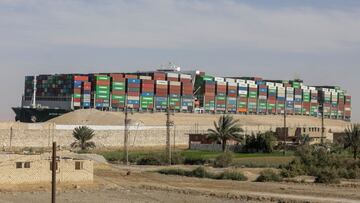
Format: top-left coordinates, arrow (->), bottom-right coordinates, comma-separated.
0,164 -> 359,203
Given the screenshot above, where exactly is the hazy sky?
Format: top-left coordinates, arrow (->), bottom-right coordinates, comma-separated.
0,0 -> 359,121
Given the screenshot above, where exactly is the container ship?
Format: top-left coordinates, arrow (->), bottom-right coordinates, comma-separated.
13,67 -> 351,122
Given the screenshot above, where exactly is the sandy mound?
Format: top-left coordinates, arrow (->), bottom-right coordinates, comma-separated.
48,109 -> 349,130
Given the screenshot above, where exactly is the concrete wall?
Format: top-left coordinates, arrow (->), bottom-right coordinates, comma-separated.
0,121 -> 347,149
0,153 -> 93,184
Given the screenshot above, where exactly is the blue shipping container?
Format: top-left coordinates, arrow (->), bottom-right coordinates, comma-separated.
127,79 -> 140,84
141,92 -> 154,97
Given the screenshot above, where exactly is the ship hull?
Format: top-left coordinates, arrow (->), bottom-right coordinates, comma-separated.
12,107 -> 71,123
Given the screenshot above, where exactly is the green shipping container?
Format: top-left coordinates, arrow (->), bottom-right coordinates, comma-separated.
96,76 -> 110,81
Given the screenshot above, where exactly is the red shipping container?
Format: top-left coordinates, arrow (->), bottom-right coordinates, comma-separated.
112,90 -> 125,95
74,76 -> 89,81
73,98 -> 81,102
153,72 -> 166,80
110,73 -> 124,80
124,74 -> 138,79
96,80 -> 110,86
73,89 -> 81,94
128,92 -> 140,96
180,78 -> 192,83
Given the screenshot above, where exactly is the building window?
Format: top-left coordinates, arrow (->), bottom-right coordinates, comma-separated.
75,161 -> 83,170
24,162 -> 31,168
50,162 -> 58,171
16,162 -> 22,169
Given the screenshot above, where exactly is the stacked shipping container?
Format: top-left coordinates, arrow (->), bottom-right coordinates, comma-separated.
215,79 -> 226,112
155,80 -> 168,110
110,74 -> 125,109
126,78 -> 140,109
94,75 -> 110,108
237,83 -> 248,113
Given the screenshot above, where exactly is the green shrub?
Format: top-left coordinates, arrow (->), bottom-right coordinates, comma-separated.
213,152 -> 233,168
136,155 -> 162,165
158,168 -> 190,176
315,168 -> 340,184
221,170 -> 248,181
256,169 -> 282,182
171,152 -> 185,165
191,167 -> 215,178
184,157 -> 209,165
280,159 -> 305,178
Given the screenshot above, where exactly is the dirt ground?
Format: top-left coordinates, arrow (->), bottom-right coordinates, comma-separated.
0,163 -> 359,203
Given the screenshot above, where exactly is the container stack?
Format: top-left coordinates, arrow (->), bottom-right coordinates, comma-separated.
337,92 -> 345,119
24,76 -> 35,99
294,88 -> 302,115
302,88 -> 311,115
310,88 -> 318,116
181,82 -> 193,111
126,78 -> 141,109
237,83 -> 248,113
94,75 -> 110,108
73,75 -> 87,108
169,81 -> 181,110
267,83 -> 276,114
215,80 -> 226,112
155,80 -> 168,110
140,78 -> 154,110
248,82 -> 258,113
286,87 -> 294,114
330,90 -> 338,119
226,82 -> 237,112
110,74 -> 126,109
82,81 -> 91,108
344,95 -> 351,119
257,81 -> 267,114
319,89 -> 331,118
276,85 -> 286,114
203,80 -> 215,111
36,74 -> 73,98
166,73 -> 179,82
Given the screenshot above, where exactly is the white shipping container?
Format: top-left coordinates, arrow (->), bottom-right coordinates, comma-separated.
268,86 -> 277,90
330,89 -> 336,93
277,87 -> 286,91
345,107 -> 351,111
236,79 -> 246,84
311,90 -> 318,94
301,86 -> 308,90
214,77 -> 224,82
249,84 -> 257,88
286,97 -> 294,101
275,83 -> 283,88
169,81 -> 181,86
259,95 -> 267,100
238,90 -> 248,95
303,89 -> 310,93
227,82 -> 237,87
156,80 -> 168,85
246,80 -> 256,85
139,75 -> 152,80
74,102 -> 81,106
294,105 -> 302,108
266,82 -> 275,87
238,83 -> 248,88
216,81 -> 226,86
311,99 -> 318,103
127,96 -> 140,100
295,95 -> 302,99
225,78 -> 236,83
180,74 -> 192,79
167,73 -> 179,78
286,87 -> 294,91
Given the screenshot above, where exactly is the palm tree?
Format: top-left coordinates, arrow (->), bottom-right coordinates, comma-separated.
344,124 -> 360,160
71,126 -> 96,150
207,115 -> 244,152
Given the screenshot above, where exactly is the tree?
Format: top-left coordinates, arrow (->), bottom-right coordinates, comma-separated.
71,126 -> 96,150
243,131 -> 276,153
207,115 -> 244,152
344,124 -> 360,160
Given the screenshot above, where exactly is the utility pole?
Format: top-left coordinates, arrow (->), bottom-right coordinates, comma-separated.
166,106 -> 172,165
124,106 -> 129,165
321,104 -> 325,144
283,104 -> 287,156
51,142 -> 56,203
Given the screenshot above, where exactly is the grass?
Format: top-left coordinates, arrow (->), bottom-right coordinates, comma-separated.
98,149 -> 295,167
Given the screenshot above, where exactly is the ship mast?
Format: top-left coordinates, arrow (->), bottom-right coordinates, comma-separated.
31,75 -> 37,108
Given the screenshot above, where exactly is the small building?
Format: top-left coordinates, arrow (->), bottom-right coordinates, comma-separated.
188,133 -> 241,152
275,127 -> 333,145
0,152 -> 93,184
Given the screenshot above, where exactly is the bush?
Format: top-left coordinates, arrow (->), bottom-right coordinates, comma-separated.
158,168 -> 190,176
171,152 -> 185,165
280,159 -> 305,178
221,170 -> 248,181
256,169 -> 282,182
136,155 -> 162,165
315,168 -> 340,184
213,152 -> 233,168
184,157 -> 209,165
191,167 -> 216,178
